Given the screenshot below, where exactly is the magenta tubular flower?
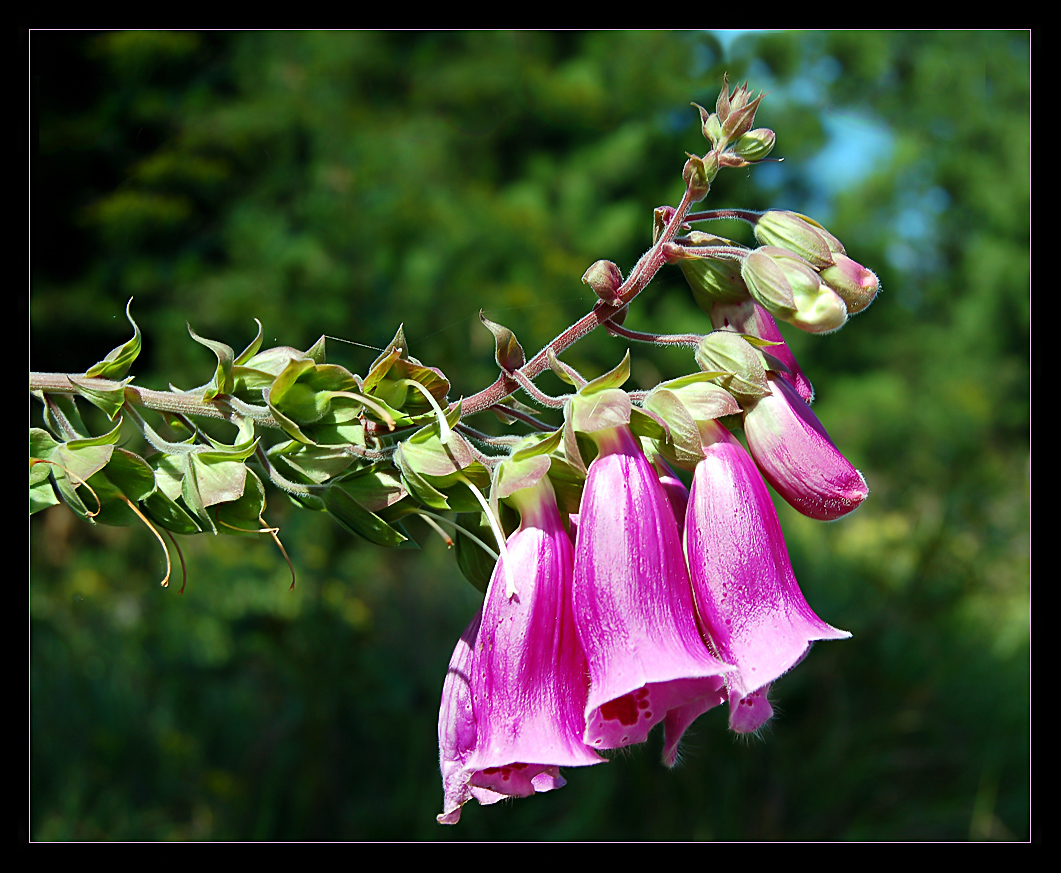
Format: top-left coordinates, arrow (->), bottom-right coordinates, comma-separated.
437,609 -> 509,824
685,420 -> 850,734
437,478 -> 603,824
743,372 -> 868,521
573,425 -> 731,753
711,300 -> 814,403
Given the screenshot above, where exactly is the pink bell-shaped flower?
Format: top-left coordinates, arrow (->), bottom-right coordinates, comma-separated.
437,609 -> 510,825
684,420 -> 850,734
573,425 -> 731,752
437,477 -> 603,824
743,372 -> 868,521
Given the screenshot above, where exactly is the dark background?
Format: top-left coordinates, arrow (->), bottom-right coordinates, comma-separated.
30,31 -> 1030,840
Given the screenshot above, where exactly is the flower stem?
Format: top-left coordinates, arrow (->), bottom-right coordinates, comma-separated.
460,184 -> 699,418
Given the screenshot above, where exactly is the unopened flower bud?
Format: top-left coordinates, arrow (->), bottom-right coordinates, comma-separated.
674,231 -> 750,309
730,128 -> 776,163
582,259 -> 624,303
715,75 -> 765,146
819,254 -> 880,314
741,247 -> 814,318
753,211 -> 841,270
787,282 -> 848,334
682,154 -> 715,201
692,102 -> 723,150
742,246 -> 848,335
695,330 -> 770,405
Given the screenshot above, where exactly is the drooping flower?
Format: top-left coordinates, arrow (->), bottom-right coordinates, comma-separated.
437,476 -> 603,824
572,424 -> 731,753
684,420 -> 850,734
437,608 -> 506,825
743,372 -> 868,521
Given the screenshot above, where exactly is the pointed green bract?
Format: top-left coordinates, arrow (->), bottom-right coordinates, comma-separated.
85,299 -> 141,380
187,323 -> 236,400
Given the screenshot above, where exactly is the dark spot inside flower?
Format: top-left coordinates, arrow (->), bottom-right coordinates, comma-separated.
600,693 -> 641,726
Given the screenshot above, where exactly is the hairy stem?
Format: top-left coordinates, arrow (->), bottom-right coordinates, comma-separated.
460,184 -> 699,417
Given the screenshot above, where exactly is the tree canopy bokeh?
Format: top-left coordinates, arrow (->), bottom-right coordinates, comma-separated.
30,30 -> 1030,841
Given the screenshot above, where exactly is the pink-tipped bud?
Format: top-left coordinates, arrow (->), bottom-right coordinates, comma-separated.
820,254 -> 880,314
743,373 -> 868,521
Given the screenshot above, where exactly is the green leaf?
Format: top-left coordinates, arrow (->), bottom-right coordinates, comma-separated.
85,298 -> 141,379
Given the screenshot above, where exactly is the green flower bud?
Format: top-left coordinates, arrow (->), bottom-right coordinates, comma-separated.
741,246 -> 821,318
819,254 -> 880,314
730,128 -> 776,163
694,331 -> 770,405
787,283 -> 848,334
715,75 -> 765,146
753,211 -> 841,270
692,102 -> 723,150
673,232 -> 750,309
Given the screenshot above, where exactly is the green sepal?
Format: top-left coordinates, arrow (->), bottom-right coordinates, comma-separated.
268,442 -> 358,486
234,319 -> 265,365
643,388 -> 703,469
268,359 -> 359,424
142,488 -> 204,535
568,388 -> 631,435
628,405 -> 668,441
510,429 -> 564,463
68,375 -> 131,420
581,350 -> 631,395
77,448 -> 157,527
305,335 -> 327,364
322,485 -> 409,547
454,511 -> 498,594
546,348 -> 584,387
187,323 -> 235,401
334,467 -> 407,513
184,437 -> 258,512
85,299 -> 141,380
395,426 -> 489,513
44,421 -> 125,517
215,469 -> 267,535
495,455 -> 552,500
30,429 -> 61,514
542,455 -> 586,519
362,325 -> 450,413
232,345 -> 314,400
396,457 -> 453,510
480,311 -> 526,372
38,392 -> 90,440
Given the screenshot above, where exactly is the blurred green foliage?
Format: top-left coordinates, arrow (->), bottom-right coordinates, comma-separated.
30,31 -> 1029,840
